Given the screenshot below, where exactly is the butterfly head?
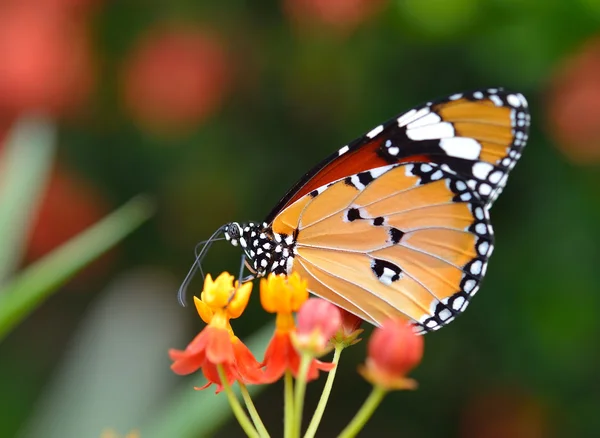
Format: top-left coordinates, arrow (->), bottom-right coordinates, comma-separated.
224,221 -> 271,275
224,221 -> 294,277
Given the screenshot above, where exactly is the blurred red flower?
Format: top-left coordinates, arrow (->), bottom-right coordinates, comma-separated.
0,3 -> 95,117
294,298 -> 341,354
121,27 -> 231,136
359,319 -> 423,390
15,0 -> 102,17
284,0 -> 387,35
27,165 -> 112,277
546,36 -> 600,164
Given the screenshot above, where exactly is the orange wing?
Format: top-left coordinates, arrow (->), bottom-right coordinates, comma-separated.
272,162 -> 493,333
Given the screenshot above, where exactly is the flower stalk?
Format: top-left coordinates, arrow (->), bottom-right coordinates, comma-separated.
337,385 -> 388,438
304,344 -> 344,438
217,365 -> 261,438
240,382 -> 270,438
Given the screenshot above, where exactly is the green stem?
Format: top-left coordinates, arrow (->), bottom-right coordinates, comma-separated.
337,385 -> 387,438
239,382 -> 270,438
217,366 -> 260,438
284,371 -> 295,438
293,353 -> 313,438
304,345 -> 344,438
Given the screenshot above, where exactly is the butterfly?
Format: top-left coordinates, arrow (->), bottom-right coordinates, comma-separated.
181,88 -> 530,334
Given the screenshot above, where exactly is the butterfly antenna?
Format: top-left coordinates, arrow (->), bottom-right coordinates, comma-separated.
177,226 -> 226,307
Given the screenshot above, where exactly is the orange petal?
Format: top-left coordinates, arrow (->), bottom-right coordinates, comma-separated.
205,326 -> 235,364
169,348 -> 206,375
232,338 -> 264,384
261,332 -> 292,383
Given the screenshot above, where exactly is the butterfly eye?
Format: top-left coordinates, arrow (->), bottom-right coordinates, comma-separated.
224,223 -> 238,240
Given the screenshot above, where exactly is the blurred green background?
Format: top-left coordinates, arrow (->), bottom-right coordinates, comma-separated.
1,0 -> 600,437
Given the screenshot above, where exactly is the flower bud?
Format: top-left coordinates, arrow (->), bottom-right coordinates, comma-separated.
359,319 -> 423,390
293,298 -> 341,355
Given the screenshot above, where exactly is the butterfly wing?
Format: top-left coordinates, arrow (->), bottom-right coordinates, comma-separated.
272,162 -> 492,333
265,88 -> 529,224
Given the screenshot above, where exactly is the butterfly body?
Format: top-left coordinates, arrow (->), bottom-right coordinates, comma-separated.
220,88 -> 530,333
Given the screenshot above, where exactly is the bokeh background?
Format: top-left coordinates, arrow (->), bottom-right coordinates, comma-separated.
1,0 -> 600,437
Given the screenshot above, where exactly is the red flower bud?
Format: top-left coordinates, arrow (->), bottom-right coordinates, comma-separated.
294,298 -> 341,355
359,319 -> 423,390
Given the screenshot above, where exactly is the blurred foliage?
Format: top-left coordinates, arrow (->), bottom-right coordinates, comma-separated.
1,0 -> 600,437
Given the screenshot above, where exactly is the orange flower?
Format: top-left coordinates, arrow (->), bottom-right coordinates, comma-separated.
359,319 -> 423,390
169,272 -> 263,392
260,274 -> 335,383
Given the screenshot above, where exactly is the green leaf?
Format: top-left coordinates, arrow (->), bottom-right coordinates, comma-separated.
0,195 -> 155,341
0,117 -> 56,283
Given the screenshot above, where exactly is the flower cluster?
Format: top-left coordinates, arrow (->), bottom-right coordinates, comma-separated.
169,271 -> 424,437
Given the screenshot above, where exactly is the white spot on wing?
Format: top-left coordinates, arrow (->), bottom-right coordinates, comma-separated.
431,169 -> 444,180
366,124 -> 384,139
397,108 -> 423,127
475,223 -> 487,234
405,112 -> 441,129
490,95 -> 503,106
338,145 -> 349,155
472,162 -> 494,180
439,137 -> 481,160
507,94 -> 521,107
452,296 -> 465,310
370,165 -> 393,179
479,183 -> 492,196
489,170 -> 503,184
463,279 -> 476,293
379,267 -> 397,285
470,260 -> 482,275
406,122 -> 454,141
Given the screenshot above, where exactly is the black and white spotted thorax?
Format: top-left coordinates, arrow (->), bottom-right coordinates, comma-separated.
224,222 -> 296,276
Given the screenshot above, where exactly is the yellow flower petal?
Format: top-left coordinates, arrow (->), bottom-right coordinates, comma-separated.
260,273 -> 309,314
227,281 -> 253,319
194,296 -> 214,324
202,272 -> 236,309
288,272 -> 308,312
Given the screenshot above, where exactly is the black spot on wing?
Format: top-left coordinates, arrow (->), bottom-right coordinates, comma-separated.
346,208 -> 362,222
389,228 -> 404,244
373,216 -> 385,226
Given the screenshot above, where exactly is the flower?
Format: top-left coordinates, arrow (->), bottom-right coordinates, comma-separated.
293,298 -> 341,355
169,272 -> 263,392
359,319 -> 423,390
260,273 -> 335,383
0,3 -> 94,117
121,26 -> 230,136
284,0 -> 387,36
330,308 -> 364,347
546,36 -> 600,164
